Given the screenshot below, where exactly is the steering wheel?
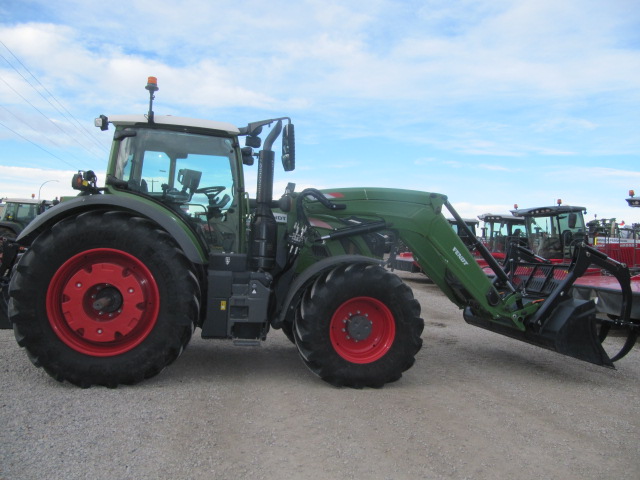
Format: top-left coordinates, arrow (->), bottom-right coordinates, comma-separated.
196,186 -> 225,197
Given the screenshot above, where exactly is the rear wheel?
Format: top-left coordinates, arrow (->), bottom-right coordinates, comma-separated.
9,211 -> 200,387
0,233 -> 15,328
0,279 -> 9,328
0,226 -> 17,241
293,263 -> 423,388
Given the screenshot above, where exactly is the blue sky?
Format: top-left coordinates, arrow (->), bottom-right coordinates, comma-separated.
1,0 -> 639,224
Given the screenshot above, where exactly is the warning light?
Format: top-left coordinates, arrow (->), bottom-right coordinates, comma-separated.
145,76 -> 159,92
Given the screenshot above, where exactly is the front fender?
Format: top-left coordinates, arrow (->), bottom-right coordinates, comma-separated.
17,194 -> 208,264
272,255 -> 383,328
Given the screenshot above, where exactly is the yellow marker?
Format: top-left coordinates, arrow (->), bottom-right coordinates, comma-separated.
220,300 -> 227,311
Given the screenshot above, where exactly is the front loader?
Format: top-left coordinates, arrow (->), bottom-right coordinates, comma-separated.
0,77 -> 636,388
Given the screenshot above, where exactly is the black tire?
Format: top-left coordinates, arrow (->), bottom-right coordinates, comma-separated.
9,210 -> 200,387
280,321 -> 296,344
0,226 -> 17,241
0,280 -> 9,329
293,263 -> 423,388
0,238 -> 14,329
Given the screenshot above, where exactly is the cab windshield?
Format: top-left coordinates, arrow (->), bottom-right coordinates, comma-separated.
1,202 -> 40,226
112,127 -> 240,252
527,211 -> 585,259
485,219 -> 526,253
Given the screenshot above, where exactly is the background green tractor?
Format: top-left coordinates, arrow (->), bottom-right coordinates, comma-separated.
0,198 -> 53,241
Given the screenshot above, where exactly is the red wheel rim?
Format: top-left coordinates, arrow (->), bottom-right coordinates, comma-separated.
46,248 -> 160,357
329,296 -> 396,363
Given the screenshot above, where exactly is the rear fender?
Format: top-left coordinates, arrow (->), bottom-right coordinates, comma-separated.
16,195 -> 208,264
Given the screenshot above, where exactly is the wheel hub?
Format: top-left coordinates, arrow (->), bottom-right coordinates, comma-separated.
91,285 -> 123,314
329,296 -> 396,364
345,313 -> 372,341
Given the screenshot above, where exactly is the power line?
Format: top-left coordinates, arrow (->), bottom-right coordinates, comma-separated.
0,70 -> 105,162
0,74 -> 99,167
0,118 -> 78,169
0,104 -> 66,150
0,41 -> 109,163
0,41 -> 107,154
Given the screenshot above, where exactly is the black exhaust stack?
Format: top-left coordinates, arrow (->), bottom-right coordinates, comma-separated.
249,120 -> 282,271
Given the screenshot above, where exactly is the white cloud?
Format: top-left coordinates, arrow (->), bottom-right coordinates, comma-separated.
0,165 -> 91,200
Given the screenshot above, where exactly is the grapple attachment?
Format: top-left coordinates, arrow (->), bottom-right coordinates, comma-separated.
464,241 -> 636,367
464,297 -> 613,367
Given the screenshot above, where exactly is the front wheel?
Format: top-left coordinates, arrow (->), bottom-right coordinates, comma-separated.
9,211 -> 200,387
293,264 -> 423,388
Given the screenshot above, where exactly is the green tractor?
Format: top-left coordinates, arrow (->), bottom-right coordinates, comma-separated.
0,198 -> 53,241
1,78 -> 636,388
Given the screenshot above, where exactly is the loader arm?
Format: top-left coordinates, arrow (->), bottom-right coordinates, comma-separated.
303,188 -> 529,327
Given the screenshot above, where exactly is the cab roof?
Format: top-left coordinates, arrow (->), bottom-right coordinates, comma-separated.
108,114 -> 240,135
2,198 -> 44,204
511,205 -> 586,217
478,213 -> 525,222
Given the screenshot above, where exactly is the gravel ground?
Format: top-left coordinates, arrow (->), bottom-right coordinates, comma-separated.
1,270 -> 639,480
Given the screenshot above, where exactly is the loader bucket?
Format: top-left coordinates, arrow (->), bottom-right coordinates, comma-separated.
463,298 -> 614,367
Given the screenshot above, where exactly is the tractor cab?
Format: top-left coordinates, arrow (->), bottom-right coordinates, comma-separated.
511,202 -> 587,261
87,78 -> 294,256
0,198 -> 53,240
446,217 -> 479,248
477,213 -> 526,255
93,116 -> 243,253
626,189 -> 640,207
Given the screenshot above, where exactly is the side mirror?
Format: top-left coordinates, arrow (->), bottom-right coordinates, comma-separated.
282,123 -> 295,172
242,147 -> 255,166
246,135 -> 261,148
568,213 -> 577,229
